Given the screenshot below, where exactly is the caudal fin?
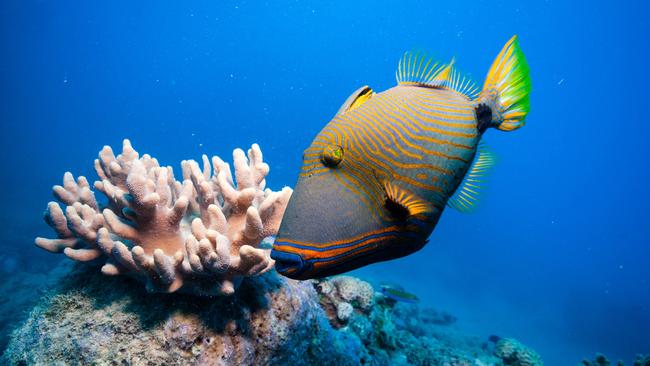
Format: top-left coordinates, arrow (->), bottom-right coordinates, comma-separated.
478,35 -> 531,132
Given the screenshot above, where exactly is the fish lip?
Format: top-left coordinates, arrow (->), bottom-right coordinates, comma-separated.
270,249 -> 306,278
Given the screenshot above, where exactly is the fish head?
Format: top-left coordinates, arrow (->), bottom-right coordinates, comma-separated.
271,85 -> 439,280
271,139 -> 431,280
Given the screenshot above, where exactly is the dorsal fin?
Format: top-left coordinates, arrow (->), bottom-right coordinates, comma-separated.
396,51 -> 450,87
447,142 -> 497,213
449,68 -> 480,100
336,85 -> 374,116
395,51 -> 478,100
429,58 -> 454,87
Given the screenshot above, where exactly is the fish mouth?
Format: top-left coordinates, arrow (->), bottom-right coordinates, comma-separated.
271,246 -> 357,280
271,231 -> 394,280
270,248 -> 308,278
271,228 -> 427,280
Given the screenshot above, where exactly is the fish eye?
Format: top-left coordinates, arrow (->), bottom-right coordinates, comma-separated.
320,144 -> 344,167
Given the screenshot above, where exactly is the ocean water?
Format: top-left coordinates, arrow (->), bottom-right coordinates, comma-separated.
1,0 -> 648,364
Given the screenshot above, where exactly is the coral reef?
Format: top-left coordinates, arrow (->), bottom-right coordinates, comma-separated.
314,275 -> 374,327
2,264 -> 362,365
35,140 -> 292,295
2,267 -> 544,366
581,353 -> 624,366
581,354 -> 650,366
495,337 -> 544,366
314,276 -> 525,366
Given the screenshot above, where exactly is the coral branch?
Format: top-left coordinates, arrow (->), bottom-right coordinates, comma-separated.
36,139 -> 292,296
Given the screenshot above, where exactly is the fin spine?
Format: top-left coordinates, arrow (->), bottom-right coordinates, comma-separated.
396,51 -> 478,99
336,86 -> 374,116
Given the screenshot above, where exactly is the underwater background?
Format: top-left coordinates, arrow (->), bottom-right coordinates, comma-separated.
0,0 -> 648,364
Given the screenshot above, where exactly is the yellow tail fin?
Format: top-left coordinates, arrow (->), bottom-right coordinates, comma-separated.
479,36 -> 532,132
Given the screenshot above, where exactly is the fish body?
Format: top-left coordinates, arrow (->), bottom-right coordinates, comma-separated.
380,285 -> 420,303
272,36 -> 531,279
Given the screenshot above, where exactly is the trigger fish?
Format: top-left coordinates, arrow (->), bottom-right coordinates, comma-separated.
272,36 -> 532,279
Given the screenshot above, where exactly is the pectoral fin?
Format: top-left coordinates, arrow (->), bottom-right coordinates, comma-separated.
383,180 -> 435,223
448,142 -> 497,213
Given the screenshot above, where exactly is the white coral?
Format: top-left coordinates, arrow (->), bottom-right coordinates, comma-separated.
336,302 -> 354,322
332,276 -> 375,311
36,139 -> 292,296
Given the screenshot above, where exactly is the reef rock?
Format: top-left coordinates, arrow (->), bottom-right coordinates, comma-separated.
581,353 -> 650,366
0,261 -> 70,353
635,355 -> 650,366
1,264 -> 363,366
314,276 -> 527,366
3,266 -> 544,366
35,140 -> 292,296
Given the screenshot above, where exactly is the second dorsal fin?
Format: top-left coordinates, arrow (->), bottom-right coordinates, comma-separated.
395,51 -> 478,99
396,51 -> 452,88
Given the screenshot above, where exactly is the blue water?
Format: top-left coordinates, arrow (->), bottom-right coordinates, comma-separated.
1,1 -> 648,364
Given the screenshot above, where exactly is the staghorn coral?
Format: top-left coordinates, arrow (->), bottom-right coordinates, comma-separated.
35,139 -> 292,296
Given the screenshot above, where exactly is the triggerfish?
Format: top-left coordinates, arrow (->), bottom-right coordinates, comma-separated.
272,36 -> 531,279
